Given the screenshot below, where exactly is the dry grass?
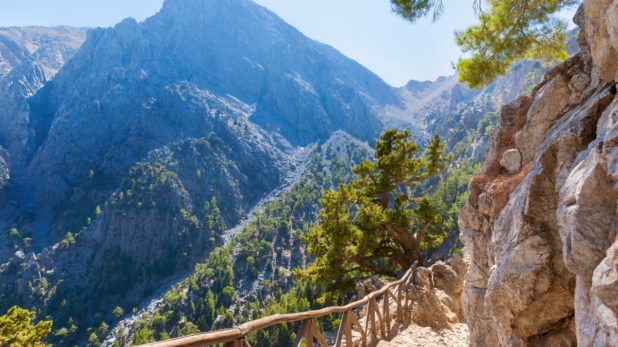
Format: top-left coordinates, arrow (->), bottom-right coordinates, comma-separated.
489,162 -> 533,216
466,96 -> 533,215
496,96 -> 531,150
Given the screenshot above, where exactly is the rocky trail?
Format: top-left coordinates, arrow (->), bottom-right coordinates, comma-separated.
376,323 -> 469,347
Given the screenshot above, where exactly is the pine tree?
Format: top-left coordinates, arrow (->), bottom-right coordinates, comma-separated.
204,289 -> 216,329
112,306 -> 124,318
0,306 -> 52,347
299,130 -> 450,296
204,197 -> 226,237
390,0 -> 579,87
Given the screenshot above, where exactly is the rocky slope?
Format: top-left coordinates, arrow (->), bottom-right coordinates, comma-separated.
400,61 -> 545,154
8,0 -> 418,252
115,132 -> 371,345
0,26 -> 87,260
0,26 -> 87,163
0,1 -> 585,345
458,1 -> 618,346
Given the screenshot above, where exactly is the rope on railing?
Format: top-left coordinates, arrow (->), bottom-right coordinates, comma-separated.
139,264 -> 417,347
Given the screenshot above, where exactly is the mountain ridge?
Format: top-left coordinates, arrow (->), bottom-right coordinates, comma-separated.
0,1 -> 562,344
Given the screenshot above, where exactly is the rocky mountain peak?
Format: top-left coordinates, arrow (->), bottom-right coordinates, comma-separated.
159,0 -> 259,18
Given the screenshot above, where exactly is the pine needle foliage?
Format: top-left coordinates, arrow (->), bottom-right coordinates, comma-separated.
299,130 -> 450,297
390,0 -> 579,87
0,306 -> 52,347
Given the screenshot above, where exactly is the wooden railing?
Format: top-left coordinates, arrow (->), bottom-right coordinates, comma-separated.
140,265 -> 416,347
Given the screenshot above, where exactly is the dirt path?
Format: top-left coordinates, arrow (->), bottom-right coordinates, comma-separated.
376,323 -> 469,347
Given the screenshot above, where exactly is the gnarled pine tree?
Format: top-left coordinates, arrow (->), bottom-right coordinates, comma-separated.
299,130 -> 450,296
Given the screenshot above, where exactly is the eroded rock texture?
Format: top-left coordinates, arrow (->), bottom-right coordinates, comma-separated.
459,1 -> 618,346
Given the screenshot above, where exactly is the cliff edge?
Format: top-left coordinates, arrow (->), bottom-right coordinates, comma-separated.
458,0 -> 618,346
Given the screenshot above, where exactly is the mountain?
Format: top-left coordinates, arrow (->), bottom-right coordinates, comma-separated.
15,0 -> 417,248
0,26 -> 87,78
0,0 -> 565,344
401,30 -> 579,162
0,26 -> 88,260
0,0 -> 407,343
400,61 -> 546,157
0,26 -> 87,162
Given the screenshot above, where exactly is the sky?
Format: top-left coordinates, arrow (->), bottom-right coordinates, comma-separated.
0,0 -> 576,86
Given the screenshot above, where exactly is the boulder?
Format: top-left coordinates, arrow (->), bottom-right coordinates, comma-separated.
498,148 -> 521,173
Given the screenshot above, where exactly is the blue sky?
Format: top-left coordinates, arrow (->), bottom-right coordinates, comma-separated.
0,0 -> 575,86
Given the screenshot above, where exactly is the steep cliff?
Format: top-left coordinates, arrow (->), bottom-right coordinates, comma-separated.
0,26 -> 87,261
459,1 -> 618,346
0,26 -> 87,163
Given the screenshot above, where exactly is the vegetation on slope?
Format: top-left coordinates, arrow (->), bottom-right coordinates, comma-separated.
129,137 -> 370,345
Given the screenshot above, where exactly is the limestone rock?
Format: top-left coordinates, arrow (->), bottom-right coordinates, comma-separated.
584,0 -> 618,82
405,258 -> 468,330
459,2 -> 618,345
556,89 -> 618,346
515,73 -> 570,162
593,240 -> 618,313
0,148 -> 8,190
498,148 -> 521,173
558,146 -> 618,278
590,240 -> 618,347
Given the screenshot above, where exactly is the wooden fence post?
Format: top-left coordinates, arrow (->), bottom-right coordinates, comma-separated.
384,290 -> 391,334
304,319 -> 314,347
397,283 -> 403,322
310,320 -> 329,347
294,320 -> 309,347
349,310 -> 367,347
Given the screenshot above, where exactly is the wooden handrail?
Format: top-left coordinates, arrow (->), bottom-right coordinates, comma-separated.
139,265 -> 416,347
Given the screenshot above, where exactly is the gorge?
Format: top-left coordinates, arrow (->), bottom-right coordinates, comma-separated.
0,0 -> 617,346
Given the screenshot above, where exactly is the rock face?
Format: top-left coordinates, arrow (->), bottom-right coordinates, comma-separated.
584,0 -> 618,82
406,257 -> 468,329
0,27 -> 87,168
0,147 -> 8,189
459,2 -> 618,346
